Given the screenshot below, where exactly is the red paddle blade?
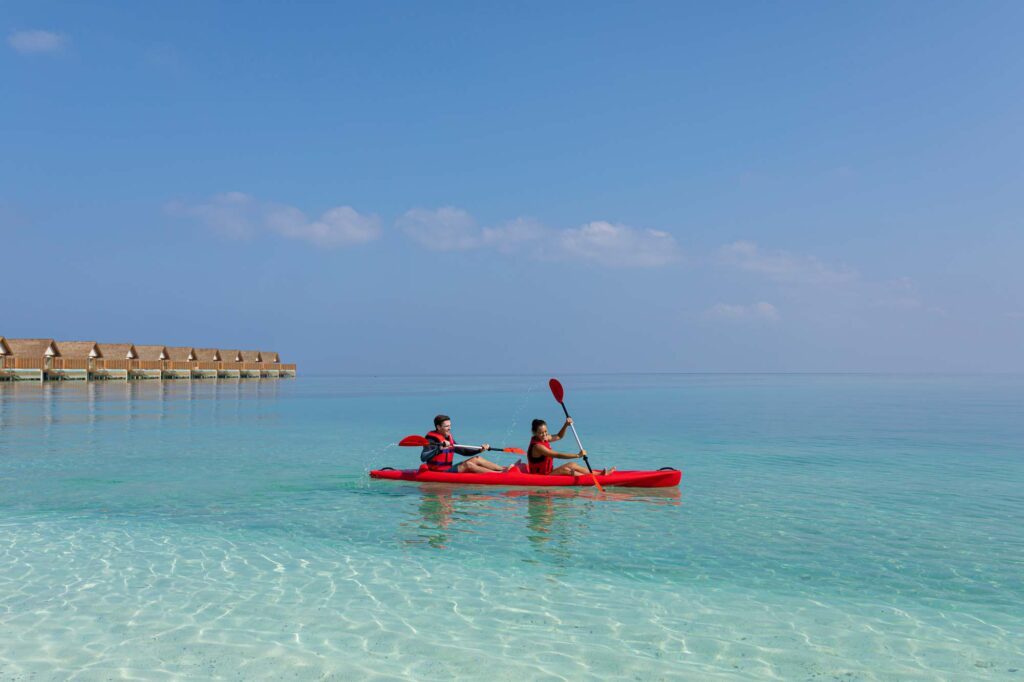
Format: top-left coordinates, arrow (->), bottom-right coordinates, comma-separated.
399,435 -> 429,447
504,447 -> 526,455
548,378 -> 564,403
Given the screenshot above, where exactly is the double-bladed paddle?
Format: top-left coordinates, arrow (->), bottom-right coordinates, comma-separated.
398,435 -> 525,455
548,378 -> 605,492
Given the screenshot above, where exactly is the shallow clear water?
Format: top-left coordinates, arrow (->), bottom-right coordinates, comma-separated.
0,375 -> 1022,680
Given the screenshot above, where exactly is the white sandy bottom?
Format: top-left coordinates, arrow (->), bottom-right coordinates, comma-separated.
0,517 -> 1020,681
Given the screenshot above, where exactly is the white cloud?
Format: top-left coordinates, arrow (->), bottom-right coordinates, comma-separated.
169,192 -> 380,248
719,241 -> 857,285
708,302 -> 780,322
559,221 -> 680,267
396,207 -> 480,251
397,208 -> 680,267
8,30 -> 66,54
481,217 -> 548,253
170,191 -> 257,239
267,205 -> 380,247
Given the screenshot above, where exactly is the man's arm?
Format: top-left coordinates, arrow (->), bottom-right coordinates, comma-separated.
452,444 -> 487,457
420,434 -> 443,462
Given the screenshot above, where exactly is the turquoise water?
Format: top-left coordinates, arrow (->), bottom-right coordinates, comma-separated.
0,375 -> 1021,680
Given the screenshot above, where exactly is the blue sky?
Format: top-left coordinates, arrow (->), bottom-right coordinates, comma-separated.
3,2 -> 1022,373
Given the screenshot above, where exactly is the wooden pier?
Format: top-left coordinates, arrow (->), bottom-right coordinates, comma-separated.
0,337 -> 296,382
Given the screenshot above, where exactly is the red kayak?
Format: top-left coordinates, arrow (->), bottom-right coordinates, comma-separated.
370,462 -> 681,488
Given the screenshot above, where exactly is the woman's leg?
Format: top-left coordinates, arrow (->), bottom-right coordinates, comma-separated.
551,462 -> 588,476
552,462 -> 614,476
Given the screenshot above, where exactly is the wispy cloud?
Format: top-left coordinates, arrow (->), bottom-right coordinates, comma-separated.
559,221 -> 679,267
168,192 -> 380,248
719,241 -> 857,285
8,30 -> 66,55
396,206 -> 480,251
707,302 -> 780,322
396,207 -> 680,267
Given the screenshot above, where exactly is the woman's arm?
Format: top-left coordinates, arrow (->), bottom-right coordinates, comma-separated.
550,418 -> 572,443
532,442 -> 583,460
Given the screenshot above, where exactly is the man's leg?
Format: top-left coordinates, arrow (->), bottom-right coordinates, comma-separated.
460,457 -> 506,473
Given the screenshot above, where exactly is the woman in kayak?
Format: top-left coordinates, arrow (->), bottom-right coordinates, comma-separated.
527,418 -> 614,476
422,415 -> 510,473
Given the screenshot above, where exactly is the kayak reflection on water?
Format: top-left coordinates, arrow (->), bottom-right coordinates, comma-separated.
403,483 -> 680,550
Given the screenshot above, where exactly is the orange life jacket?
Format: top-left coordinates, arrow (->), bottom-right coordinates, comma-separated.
527,438 -> 554,475
424,430 -> 456,471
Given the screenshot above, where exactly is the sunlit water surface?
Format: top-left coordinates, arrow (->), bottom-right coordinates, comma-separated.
0,375 -> 1022,680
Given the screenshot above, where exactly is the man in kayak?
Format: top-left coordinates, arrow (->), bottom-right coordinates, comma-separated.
422,415 -> 510,473
527,418 -> 614,475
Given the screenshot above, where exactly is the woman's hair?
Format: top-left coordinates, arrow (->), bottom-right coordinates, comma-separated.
531,419 -> 547,433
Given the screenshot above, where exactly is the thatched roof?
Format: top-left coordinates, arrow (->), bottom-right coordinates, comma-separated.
55,341 -> 100,359
96,343 -> 137,360
165,346 -> 194,361
260,351 -> 279,363
239,350 -> 261,362
6,338 -> 59,357
0,337 -> 12,355
134,345 -> 167,361
194,348 -> 221,362
219,349 -> 241,362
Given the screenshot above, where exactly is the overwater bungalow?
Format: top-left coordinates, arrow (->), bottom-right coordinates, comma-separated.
260,351 -> 281,377
279,353 -> 297,377
0,338 -> 58,381
239,350 -> 262,378
164,346 -> 195,379
50,341 -> 100,381
1,337 -> 295,383
93,343 -> 138,380
218,349 -> 242,379
193,348 -> 221,379
132,345 -> 168,380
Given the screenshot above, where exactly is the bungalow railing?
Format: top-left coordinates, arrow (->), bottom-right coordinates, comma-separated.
96,359 -> 131,370
51,358 -> 90,370
3,354 -> 294,377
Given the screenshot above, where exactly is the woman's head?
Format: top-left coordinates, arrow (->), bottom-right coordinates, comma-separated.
531,419 -> 548,439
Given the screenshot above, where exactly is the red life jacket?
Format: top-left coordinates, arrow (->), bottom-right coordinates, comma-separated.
527,438 -> 554,475
424,430 -> 456,471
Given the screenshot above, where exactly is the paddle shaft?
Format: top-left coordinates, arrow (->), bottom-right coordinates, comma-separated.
459,444 -> 520,456
399,436 -> 521,454
556,401 -> 597,476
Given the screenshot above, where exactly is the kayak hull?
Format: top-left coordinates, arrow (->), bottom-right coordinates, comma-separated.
369,464 -> 681,488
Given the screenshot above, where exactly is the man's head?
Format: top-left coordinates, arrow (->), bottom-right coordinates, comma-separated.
434,414 -> 452,434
